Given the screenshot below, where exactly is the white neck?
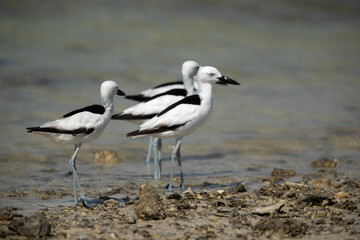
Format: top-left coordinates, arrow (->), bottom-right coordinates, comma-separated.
102,96 -> 114,113
183,76 -> 195,96
197,82 -> 213,103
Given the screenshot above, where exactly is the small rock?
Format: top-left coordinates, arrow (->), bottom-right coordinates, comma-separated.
217,207 -> 232,213
217,190 -> 225,195
298,193 -> 335,207
124,213 -> 137,224
134,229 -> 153,239
0,207 -> 22,221
177,200 -> 191,210
309,177 -> 332,187
335,192 -> 348,198
252,200 -> 286,216
167,192 -> 182,200
231,183 -> 247,193
94,150 -> 120,166
311,158 -> 339,169
254,219 -> 308,237
271,168 -> 296,178
135,184 -> 165,220
104,199 -> 120,208
0,225 -> 16,238
8,213 -> 51,237
183,187 -> 196,199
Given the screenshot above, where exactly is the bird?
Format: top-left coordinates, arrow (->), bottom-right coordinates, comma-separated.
126,66 -> 240,191
112,60 -> 200,179
26,80 -> 125,207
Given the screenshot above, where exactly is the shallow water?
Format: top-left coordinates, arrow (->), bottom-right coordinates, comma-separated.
0,0 -> 360,208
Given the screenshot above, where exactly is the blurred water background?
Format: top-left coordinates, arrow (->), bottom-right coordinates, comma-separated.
0,0 -> 359,204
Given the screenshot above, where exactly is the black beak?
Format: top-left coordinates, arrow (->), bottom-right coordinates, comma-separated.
217,75 -> 240,85
117,89 -> 126,96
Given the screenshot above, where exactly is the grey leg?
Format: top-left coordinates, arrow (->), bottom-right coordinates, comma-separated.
168,139 -> 182,192
69,144 -> 84,204
146,137 -> 153,164
157,138 -> 162,179
175,138 -> 185,190
153,138 -> 158,180
73,145 -> 77,171
68,144 -> 97,208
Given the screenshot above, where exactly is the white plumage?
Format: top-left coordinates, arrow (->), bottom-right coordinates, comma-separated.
127,66 -> 240,191
112,60 -> 200,179
27,80 -> 125,207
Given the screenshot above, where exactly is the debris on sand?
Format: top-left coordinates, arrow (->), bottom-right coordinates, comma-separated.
94,149 -> 120,166
135,183 -> 166,220
271,168 -> 296,178
252,200 -> 286,216
8,213 -> 51,237
311,157 -> 339,169
1,175 -> 359,239
254,218 -> 308,237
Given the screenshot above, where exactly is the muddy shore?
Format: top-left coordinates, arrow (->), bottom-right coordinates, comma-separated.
1,159 -> 359,239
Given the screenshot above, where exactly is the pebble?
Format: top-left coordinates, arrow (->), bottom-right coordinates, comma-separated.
8,213 -> 51,237
231,183 -> 247,193
94,150 -> 120,166
311,158 -> 339,169
271,168 -> 296,178
135,183 -> 165,220
335,192 -> 348,198
252,200 -> 286,216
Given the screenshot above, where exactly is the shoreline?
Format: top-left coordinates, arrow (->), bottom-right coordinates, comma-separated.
1,164 -> 359,239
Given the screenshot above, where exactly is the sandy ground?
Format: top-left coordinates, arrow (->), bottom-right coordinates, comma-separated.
0,158 -> 359,239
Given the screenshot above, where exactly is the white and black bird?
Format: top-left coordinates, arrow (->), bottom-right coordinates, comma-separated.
26,80 -> 125,207
112,60 -> 200,179
127,66 -> 240,191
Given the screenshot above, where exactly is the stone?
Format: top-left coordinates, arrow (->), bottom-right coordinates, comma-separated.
311,158 -> 339,169
103,199 -> 120,208
231,183 -> 247,193
8,213 -> 51,237
0,225 -> 16,238
167,192 -> 182,200
271,168 -> 296,178
254,219 -> 308,237
135,184 -> 165,220
252,200 -> 286,216
94,150 -> 120,166
0,207 -> 22,221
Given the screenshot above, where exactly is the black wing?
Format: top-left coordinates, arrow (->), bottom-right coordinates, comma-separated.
112,113 -> 157,120
61,104 -> 105,118
126,123 -> 186,137
157,94 -> 201,117
124,94 -> 148,102
26,126 -> 94,135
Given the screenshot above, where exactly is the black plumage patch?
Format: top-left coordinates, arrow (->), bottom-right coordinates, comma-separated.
61,104 -> 105,118
158,94 -> 201,117
144,88 -> 187,102
153,81 -> 183,89
124,94 -> 148,102
112,113 -> 157,120
26,126 -> 95,135
126,123 -> 186,137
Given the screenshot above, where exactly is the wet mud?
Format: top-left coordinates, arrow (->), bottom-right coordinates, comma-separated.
0,165 -> 359,239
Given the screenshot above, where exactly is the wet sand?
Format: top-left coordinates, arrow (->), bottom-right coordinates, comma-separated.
0,0 -> 360,239
1,158 -> 359,239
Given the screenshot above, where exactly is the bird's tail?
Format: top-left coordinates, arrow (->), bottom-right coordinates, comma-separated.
26,126 -> 41,133
126,129 -> 145,138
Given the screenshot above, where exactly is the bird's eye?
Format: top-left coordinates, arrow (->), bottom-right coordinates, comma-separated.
196,66 -> 200,70
209,73 -> 215,77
